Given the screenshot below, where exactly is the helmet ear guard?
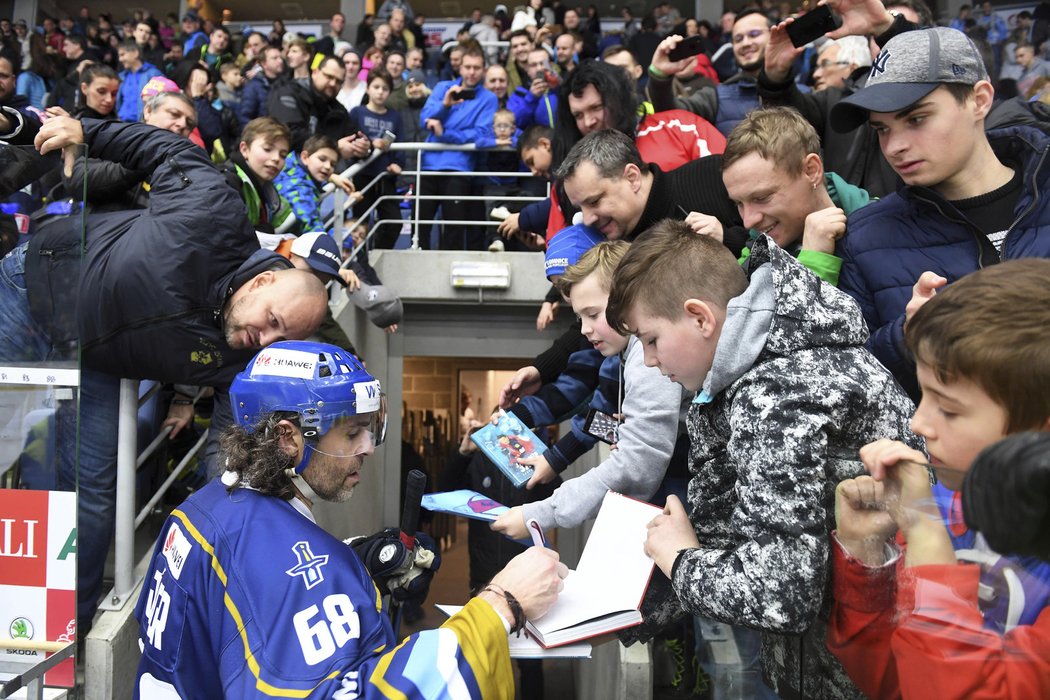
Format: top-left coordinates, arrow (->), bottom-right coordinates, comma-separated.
231,341 -> 387,466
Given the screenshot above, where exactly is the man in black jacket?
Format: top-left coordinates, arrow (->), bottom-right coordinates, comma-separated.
266,54 -> 372,159
0,55 -> 40,145
0,117 -> 328,630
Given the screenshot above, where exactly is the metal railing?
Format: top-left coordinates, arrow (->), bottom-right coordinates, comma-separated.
102,141 -> 548,612
0,641 -> 75,700
321,141 -> 548,259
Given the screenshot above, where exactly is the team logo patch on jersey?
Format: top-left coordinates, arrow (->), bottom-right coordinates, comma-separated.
162,523 -> 193,581
286,541 -> 329,589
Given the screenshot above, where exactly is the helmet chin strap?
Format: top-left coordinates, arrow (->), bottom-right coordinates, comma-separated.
294,441 -> 316,475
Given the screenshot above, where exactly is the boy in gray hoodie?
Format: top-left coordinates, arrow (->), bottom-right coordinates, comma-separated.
606,220 -> 917,699
493,240 -> 692,538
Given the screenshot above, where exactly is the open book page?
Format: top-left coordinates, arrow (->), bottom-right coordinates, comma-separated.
530,492 -> 659,635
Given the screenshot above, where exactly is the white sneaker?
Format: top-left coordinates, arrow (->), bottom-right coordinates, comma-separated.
488,239 -> 505,252
490,206 -> 511,221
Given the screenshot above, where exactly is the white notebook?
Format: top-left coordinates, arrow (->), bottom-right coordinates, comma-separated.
525,491 -> 660,648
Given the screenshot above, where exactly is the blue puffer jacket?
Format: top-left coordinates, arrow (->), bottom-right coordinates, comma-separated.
838,123 -> 1050,394
713,79 -> 758,137
117,62 -> 163,122
240,73 -> 272,123
419,79 -> 498,172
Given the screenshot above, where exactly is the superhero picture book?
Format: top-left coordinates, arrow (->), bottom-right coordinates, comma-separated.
421,490 -> 510,522
469,410 -> 547,488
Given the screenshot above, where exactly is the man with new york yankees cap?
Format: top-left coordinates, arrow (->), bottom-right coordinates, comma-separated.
134,340 -> 567,699
826,23 -> 1050,400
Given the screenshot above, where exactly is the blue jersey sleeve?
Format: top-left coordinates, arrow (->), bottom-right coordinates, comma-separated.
135,483 -> 514,699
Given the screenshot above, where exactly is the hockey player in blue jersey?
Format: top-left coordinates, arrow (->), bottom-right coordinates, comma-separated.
134,340 -> 568,698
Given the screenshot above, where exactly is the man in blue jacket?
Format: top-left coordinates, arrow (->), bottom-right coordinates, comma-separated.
116,40 -> 163,122
829,21 -> 1050,399
0,117 -> 329,632
240,46 -> 284,124
417,42 -> 498,250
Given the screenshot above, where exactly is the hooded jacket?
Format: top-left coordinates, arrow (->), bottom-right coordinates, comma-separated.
521,336 -> 692,530
624,237 -> 917,700
838,122 -> 1050,399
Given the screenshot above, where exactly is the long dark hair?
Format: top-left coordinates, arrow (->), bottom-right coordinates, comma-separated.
551,59 -> 639,171
219,412 -> 299,500
28,33 -> 57,79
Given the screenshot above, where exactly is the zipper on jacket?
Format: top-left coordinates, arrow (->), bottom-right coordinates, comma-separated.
911,190 -> 999,269
1000,140 -> 1048,257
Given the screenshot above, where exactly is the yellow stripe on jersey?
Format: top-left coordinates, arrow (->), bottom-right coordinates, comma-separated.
170,510 -> 342,698
437,598 -> 513,699
368,635 -> 414,700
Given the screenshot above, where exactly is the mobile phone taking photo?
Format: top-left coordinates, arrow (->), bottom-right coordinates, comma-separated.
785,5 -> 842,48
667,35 -> 706,62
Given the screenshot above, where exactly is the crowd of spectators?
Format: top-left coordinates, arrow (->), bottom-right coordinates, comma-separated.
2,1 -> 1050,698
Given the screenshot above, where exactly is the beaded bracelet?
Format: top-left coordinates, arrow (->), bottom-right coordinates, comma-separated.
482,584 -> 526,634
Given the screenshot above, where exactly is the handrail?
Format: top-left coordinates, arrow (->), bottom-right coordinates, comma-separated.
319,141 -> 548,256
101,141 -> 547,612
0,641 -> 75,700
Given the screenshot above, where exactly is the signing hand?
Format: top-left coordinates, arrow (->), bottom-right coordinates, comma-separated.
644,495 -> 699,577
486,546 -> 568,621
498,212 -> 521,238
162,401 -> 194,440
338,268 -> 362,291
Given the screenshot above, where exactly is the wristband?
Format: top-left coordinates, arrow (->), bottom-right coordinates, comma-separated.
171,398 -> 193,406
482,584 -> 526,634
648,64 -> 669,79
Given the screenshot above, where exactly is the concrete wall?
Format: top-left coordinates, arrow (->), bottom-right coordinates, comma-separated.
313,248 -> 570,538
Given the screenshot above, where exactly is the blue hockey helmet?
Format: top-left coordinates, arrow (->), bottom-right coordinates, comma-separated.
230,341 -> 387,467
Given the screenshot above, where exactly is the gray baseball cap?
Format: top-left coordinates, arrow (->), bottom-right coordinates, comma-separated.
348,283 -> 403,328
831,27 -> 989,133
